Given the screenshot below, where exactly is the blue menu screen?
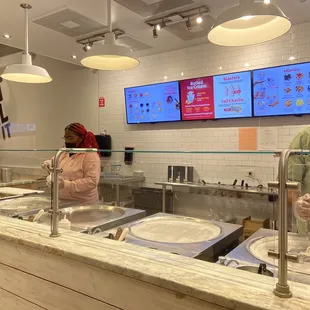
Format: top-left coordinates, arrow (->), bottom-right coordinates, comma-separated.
125,81 -> 181,124
213,71 -> 252,119
253,62 -> 310,117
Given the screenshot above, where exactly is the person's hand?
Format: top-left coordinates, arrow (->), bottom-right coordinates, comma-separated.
294,194 -> 310,220
58,176 -> 65,189
46,174 -> 65,189
42,160 -> 52,172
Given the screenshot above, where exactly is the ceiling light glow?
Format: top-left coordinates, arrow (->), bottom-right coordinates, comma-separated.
196,16 -> 203,24
241,15 -> 254,20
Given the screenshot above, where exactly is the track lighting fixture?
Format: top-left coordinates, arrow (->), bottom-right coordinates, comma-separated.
196,16 -> 203,24
157,20 -> 166,31
185,18 -> 192,30
83,42 -> 93,52
153,26 -> 158,38
146,5 -> 210,38
196,9 -> 203,24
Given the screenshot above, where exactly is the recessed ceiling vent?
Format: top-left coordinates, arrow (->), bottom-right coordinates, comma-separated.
33,7 -> 105,37
114,0 -> 194,17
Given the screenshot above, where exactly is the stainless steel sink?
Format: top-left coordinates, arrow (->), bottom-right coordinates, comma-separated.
237,265 -> 273,277
27,205 -> 146,233
38,206 -> 125,228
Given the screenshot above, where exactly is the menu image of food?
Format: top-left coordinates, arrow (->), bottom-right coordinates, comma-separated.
253,62 -> 310,117
125,81 -> 181,124
213,71 -> 252,119
180,77 -> 214,120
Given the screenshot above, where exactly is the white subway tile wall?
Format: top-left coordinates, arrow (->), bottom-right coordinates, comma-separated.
98,22 -> 310,194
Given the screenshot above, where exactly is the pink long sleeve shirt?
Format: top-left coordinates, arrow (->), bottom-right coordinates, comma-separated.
58,152 -> 101,204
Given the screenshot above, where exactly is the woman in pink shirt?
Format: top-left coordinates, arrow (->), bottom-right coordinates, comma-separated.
42,123 -> 101,204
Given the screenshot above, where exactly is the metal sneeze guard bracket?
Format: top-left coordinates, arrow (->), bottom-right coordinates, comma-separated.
267,150 -> 304,298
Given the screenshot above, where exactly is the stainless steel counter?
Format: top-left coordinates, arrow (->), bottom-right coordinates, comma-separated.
100,175 -> 145,206
155,181 -> 277,213
17,204 -> 146,234
100,175 -> 145,186
100,213 -> 243,261
224,228 -> 310,286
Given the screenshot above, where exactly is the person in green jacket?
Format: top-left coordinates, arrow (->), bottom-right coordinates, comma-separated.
288,127 -> 310,234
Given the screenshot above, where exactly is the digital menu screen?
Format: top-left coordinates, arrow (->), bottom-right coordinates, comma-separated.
180,71 -> 252,120
253,62 -> 310,117
180,77 -> 214,120
213,71 -> 252,119
125,81 -> 181,124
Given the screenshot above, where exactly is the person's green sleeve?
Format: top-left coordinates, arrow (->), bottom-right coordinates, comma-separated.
288,133 -> 307,183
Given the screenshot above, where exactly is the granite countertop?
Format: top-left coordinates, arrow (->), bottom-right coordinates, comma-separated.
0,217 -> 309,310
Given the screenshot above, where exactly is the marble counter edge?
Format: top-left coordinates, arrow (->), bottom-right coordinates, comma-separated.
0,217 -> 309,310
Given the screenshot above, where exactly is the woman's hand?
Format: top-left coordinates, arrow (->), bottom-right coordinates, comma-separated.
46,175 -> 65,189
295,194 -> 310,220
42,160 -> 52,172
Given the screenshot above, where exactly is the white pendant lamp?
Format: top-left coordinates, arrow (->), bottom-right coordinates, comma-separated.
208,0 -> 291,47
81,0 -> 139,70
1,4 -> 52,83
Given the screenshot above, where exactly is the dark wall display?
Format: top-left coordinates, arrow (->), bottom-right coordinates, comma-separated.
253,62 -> 310,117
124,81 -> 181,124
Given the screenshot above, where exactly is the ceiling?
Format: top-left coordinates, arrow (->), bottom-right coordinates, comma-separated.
0,43 -> 21,57
0,0 -> 309,66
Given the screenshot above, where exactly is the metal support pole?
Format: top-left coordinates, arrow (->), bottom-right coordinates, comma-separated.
274,149 -> 292,298
116,185 -> 120,206
162,185 -> 166,213
50,149 -> 64,237
20,3 -> 32,55
107,0 -> 112,32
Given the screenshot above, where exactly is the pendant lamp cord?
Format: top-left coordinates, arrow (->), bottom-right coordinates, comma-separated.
24,6 -> 29,55
107,0 -> 112,32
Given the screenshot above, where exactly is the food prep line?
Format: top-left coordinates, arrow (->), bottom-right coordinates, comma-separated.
99,213 -> 243,261
223,228 -> 310,286
155,181 -> 277,213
